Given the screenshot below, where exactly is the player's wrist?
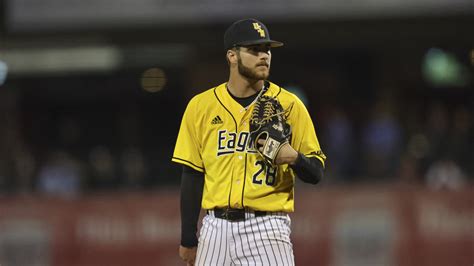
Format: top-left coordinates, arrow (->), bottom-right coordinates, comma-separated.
180,241 -> 198,248
277,144 -> 298,165
286,148 -> 299,165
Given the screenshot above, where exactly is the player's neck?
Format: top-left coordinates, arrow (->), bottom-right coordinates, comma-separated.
227,76 -> 264,98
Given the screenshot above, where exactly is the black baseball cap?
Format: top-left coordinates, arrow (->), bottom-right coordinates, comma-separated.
224,19 -> 284,50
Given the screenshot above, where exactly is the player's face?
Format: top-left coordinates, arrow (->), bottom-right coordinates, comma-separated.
237,44 -> 271,80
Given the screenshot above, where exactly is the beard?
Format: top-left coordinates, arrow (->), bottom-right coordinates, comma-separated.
237,57 -> 270,80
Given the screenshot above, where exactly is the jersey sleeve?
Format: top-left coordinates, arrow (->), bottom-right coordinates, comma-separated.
288,96 -> 327,167
172,97 -> 205,172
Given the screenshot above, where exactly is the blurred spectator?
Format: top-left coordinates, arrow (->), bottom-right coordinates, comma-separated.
423,103 -> 449,169
0,89 -> 35,193
36,150 -> 84,197
397,153 -> 422,185
362,100 -> 402,180
120,147 -> 148,190
322,107 -> 355,183
401,133 -> 431,184
425,158 -> 467,190
87,146 -> 119,191
12,145 -> 37,193
446,106 -> 473,177
422,103 -> 473,180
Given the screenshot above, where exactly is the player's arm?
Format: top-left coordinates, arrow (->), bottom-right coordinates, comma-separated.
180,165 -> 204,247
273,143 -> 324,184
290,153 -> 324,184
174,96 -> 204,265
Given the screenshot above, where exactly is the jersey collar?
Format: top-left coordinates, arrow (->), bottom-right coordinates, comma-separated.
214,81 -> 281,124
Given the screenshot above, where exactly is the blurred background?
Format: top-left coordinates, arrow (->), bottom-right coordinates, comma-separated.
0,0 -> 473,265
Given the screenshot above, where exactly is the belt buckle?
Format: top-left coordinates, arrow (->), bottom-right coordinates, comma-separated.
222,208 -> 230,220
227,208 -> 245,222
223,208 -> 239,221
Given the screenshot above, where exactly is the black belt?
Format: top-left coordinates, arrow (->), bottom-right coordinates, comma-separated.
212,208 -> 267,222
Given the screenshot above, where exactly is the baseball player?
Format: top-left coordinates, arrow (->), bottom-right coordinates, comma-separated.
173,18 -> 326,265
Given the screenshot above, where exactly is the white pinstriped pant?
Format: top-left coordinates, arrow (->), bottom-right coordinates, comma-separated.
195,210 -> 295,266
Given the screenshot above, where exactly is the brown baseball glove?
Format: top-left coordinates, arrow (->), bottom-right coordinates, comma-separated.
249,95 -> 292,166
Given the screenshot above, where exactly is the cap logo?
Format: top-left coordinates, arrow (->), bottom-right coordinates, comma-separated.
252,23 -> 266,38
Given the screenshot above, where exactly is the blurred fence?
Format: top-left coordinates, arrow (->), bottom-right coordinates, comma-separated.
0,186 -> 472,266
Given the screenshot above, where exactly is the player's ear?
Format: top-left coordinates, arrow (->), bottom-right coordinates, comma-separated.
227,49 -> 238,65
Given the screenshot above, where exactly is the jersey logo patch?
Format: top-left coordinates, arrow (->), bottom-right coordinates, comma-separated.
211,115 -> 224,125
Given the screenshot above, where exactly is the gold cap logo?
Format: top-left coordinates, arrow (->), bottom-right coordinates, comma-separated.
253,23 -> 266,38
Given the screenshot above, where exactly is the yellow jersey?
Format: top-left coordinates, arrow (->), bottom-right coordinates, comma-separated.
172,82 -> 326,212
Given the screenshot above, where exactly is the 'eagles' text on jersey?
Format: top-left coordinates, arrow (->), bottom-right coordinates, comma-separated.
172,82 -> 326,212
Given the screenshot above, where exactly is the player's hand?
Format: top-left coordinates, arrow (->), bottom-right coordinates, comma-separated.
179,245 -> 197,265
257,139 -> 298,165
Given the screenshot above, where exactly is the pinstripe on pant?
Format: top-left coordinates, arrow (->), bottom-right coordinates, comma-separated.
195,211 -> 295,266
